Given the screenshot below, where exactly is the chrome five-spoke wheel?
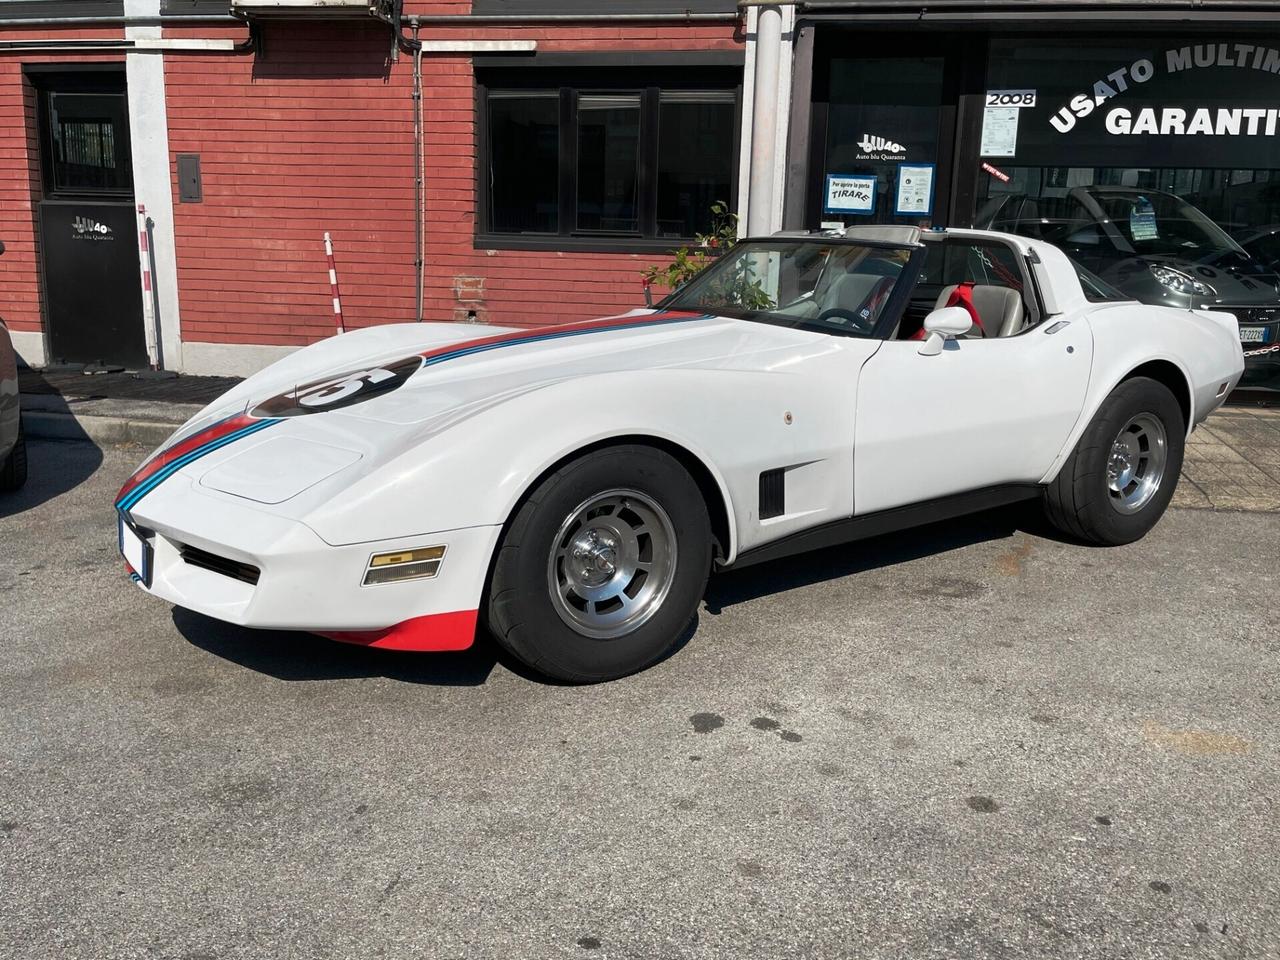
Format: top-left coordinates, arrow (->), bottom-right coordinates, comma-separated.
488,445 -> 711,682
547,489 -> 677,639
1106,412 -> 1168,514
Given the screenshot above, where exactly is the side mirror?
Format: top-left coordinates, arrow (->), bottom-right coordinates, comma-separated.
918,306 -> 973,356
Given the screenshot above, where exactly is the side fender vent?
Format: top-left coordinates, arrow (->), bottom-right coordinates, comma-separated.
759,468 -> 786,520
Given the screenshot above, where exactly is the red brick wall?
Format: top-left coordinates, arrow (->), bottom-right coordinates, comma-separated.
0,29 -> 124,341
164,17 -> 743,349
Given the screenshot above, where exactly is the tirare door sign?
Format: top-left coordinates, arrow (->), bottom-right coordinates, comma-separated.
825,174 -> 877,215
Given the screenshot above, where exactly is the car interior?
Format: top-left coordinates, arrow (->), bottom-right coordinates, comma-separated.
766,236 -> 1041,340
893,237 -> 1039,340
668,233 -> 1042,342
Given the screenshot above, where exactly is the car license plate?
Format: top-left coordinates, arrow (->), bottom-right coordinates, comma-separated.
1239,325 -> 1269,343
118,515 -> 154,587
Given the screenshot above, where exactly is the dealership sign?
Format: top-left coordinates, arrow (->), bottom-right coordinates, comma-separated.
992,40 -> 1280,166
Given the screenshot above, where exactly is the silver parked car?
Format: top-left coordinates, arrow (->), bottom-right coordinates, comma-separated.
1,240 -> 28,492
977,186 -> 1280,389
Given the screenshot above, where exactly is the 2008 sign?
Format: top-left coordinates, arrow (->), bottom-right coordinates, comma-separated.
986,90 -> 1037,108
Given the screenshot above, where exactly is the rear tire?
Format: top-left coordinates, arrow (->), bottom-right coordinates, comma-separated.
0,415 -> 27,492
1044,376 -> 1184,546
486,445 -> 712,683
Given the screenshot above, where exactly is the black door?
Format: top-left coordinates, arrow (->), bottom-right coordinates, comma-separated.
34,72 -> 147,368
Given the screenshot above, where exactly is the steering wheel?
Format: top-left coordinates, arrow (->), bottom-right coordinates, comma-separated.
816,307 -> 875,334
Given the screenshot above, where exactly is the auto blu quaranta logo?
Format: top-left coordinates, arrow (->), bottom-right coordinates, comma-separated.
71,216 -> 114,241
855,133 -> 907,160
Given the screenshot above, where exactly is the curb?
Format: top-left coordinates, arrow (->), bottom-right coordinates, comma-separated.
24,411 -> 178,447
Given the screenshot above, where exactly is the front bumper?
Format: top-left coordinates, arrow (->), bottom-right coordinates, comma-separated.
123,474 -> 501,647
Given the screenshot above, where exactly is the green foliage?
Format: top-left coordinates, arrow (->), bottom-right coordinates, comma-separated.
642,202 -> 773,311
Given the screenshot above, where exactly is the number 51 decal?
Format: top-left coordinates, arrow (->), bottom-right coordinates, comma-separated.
251,355 -> 425,418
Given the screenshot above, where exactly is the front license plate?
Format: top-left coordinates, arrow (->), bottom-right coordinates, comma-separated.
118,515 -> 154,588
1239,325 -> 1269,343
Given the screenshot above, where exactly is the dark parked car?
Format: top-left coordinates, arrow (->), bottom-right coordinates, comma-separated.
977,186 -> 1280,389
1,240 -> 28,492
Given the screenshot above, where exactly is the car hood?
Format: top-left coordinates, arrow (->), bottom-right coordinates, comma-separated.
125,309 -> 846,518
181,309 -> 827,431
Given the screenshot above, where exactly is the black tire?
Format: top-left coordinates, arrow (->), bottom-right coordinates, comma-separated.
1044,376 -> 1185,546
0,415 -> 27,492
486,445 -> 712,683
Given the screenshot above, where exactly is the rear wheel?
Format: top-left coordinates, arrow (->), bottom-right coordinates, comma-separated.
0,415 -> 27,492
486,445 -> 712,683
1044,377 -> 1184,545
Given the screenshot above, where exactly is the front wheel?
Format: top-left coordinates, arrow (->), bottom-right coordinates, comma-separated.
1044,376 -> 1185,545
486,446 -> 712,683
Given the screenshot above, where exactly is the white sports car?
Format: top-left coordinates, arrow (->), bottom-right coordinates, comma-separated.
116,227 -> 1244,681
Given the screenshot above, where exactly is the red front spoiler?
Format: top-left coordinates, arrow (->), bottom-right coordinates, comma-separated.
318,609 -> 478,652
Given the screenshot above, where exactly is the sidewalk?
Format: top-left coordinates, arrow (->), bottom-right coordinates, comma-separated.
19,367 -> 236,447
1175,405 -> 1280,512
17,367 -> 1280,512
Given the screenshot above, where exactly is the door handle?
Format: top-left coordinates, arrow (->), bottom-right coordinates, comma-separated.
1043,320 -> 1071,335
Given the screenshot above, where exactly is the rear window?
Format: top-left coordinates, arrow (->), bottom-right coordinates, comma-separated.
1073,260 -> 1131,303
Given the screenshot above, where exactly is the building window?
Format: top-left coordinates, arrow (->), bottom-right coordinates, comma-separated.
576,94 -> 642,233
488,93 -> 560,234
479,80 -> 738,250
43,90 -> 133,197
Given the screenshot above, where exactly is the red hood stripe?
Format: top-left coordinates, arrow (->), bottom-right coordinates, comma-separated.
115,413 -> 258,504
417,310 -> 703,364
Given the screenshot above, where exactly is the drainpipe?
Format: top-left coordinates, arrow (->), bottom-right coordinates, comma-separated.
746,4 -> 783,238
412,22 -> 425,323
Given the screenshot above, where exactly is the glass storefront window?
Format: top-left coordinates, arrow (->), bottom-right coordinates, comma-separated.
821,56 -> 945,227
976,37 -> 1280,387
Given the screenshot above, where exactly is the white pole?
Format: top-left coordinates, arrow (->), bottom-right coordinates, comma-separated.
746,4 -> 783,238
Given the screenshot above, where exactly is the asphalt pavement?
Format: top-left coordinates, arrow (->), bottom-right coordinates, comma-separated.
2,439 -> 1278,959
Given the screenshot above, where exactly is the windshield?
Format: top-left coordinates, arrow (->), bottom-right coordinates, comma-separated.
662,240 -> 913,337
1086,191 -> 1249,263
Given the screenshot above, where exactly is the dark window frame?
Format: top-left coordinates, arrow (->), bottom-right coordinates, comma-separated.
28,68 -> 133,202
476,66 -> 741,253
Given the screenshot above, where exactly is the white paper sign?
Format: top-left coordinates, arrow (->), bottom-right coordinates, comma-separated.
895,164 -> 935,215
980,106 -> 1020,157
825,174 -> 877,214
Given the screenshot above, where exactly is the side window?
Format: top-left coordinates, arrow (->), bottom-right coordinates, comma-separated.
917,240 -> 1025,295
907,239 -> 1037,338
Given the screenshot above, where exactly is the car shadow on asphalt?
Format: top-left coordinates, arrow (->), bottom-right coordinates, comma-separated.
174,606 -> 702,687
0,434 -> 103,520
175,505 -> 1060,685
704,503 -> 1061,612
173,607 -> 506,686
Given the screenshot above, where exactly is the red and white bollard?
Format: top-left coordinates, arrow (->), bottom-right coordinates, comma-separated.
324,232 -> 345,335
136,203 -> 160,369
